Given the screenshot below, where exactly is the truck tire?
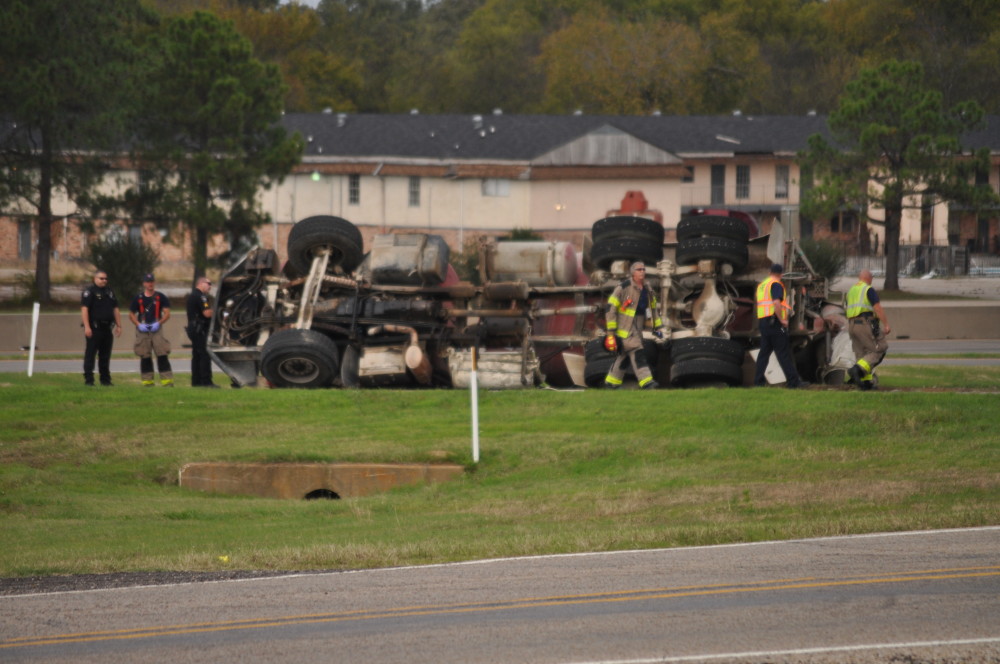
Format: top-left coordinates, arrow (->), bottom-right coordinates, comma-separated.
670,337 -> 746,364
292,215 -> 363,248
592,216 -> 664,244
677,215 -> 750,243
287,215 -> 363,275
584,337 -> 611,361
670,357 -> 743,387
675,236 -> 748,271
261,328 -> 340,388
583,355 -> 615,387
591,237 -> 662,270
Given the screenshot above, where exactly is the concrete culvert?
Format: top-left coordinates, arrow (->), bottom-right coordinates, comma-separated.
304,489 -> 340,500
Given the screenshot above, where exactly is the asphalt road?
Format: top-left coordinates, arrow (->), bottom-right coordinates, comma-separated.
3,339 -> 1000,377
1,528 -> 998,664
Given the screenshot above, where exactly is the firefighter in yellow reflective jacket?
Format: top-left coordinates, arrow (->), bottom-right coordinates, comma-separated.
603,262 -> 664,389
844,269 -> 890,390
754,263 -> 809,388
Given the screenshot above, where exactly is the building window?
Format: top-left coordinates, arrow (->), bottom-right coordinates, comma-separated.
710,165 -> 725,205
830,212 -> 855,234
775,165 -> 789,199
736,165 -> 750,199
127,225 -> 143,245
348,174 -> 360,205
681,167 -> 694,183
482,178 -> 510,197
408,176 -> 420,207
17,220 -> 32,260
138,169 -> 153,193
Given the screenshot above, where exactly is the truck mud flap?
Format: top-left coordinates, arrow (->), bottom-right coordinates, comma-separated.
208,346 -> 261,387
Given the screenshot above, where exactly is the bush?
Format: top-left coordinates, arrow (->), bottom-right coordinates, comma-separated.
86,235 -> 159,306
799,237 -> 846,281
12,270 -> 38,305
501,228 -> 543,241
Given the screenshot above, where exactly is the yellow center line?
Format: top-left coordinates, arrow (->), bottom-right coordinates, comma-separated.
4,567 -> 998,650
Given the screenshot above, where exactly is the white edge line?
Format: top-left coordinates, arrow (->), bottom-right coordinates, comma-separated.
561,637 -> 1000,664
6,525 -> 1000,598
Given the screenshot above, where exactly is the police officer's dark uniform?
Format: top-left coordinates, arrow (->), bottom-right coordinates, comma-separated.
186,277 -> 217,387
80,272 -> 121,386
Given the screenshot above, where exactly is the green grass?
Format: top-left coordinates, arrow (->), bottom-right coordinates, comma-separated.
1,368 -> 998,578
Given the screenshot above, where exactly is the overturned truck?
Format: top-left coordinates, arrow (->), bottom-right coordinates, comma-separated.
208,213 -> 855,389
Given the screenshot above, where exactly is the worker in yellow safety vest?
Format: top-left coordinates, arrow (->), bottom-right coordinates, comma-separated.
844,269 -> 891,390
754,263 -> 809,388
603,262 -> 665,389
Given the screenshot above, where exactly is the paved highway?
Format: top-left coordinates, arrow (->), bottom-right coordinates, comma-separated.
1,528 -> 997,663
3,339 -> 1000,377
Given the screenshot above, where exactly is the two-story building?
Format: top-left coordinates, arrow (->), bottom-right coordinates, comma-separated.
4,112 -> 999,269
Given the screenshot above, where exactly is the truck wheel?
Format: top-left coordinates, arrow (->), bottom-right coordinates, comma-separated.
591,237 -> 662,270
261,328 -> 340,388
287,215 -> 363,275
675,236 -> 748,271
340,345 -> 361,388
583,355 -> 615,387
677,216 -> 750,243
592,216 -> 664,244
670,357 -> 743,387
670,337 -> 746,364
584,337 -> 613,361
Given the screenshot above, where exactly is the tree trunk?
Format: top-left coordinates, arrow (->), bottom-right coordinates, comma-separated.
193,225 -> 209,285
883,204 -> 903,291
35,138 -> 54,305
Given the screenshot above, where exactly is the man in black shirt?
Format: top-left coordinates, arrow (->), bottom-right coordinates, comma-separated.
186,276 -> 218,387
80,270 -> 122,386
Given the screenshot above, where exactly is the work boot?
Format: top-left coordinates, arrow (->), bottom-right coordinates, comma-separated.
642,380 -> 659,390
847,365 -> 863,386
788,381 -> 811,389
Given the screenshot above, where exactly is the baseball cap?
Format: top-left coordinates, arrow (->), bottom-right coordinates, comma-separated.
143,273 -> 155,282
770,263 -> 784,274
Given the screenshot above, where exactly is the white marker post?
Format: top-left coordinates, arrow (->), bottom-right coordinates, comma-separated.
27,302 -> 40,377
470,345 -> 480,463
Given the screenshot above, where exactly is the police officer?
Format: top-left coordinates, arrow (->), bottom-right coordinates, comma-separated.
603,261 -> 664,389
186,276 -> 218,388
754,263 -> 809,389
80,270 -> 122,386
129,273 -> 174,387
845,269 -> 891,390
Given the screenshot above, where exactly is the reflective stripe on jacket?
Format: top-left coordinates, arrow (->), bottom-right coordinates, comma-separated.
756,276 -> 789,321
606,280 -> 662,351
845,282 -> 875,318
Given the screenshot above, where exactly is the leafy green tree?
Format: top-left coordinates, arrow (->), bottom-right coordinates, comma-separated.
800,60 -> 998,291
86,235 -> 160,307
540,7 -> 707,114
0,0 -> 152,303
224,3 -> 362,111
315,0 -> 423,112
130,10 -> 303,282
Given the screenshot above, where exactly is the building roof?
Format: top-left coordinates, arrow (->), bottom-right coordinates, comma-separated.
281,112 -> 1000,167
282,112 -> 836,165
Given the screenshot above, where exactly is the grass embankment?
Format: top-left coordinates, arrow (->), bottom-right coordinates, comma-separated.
1,367 -> 998,579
